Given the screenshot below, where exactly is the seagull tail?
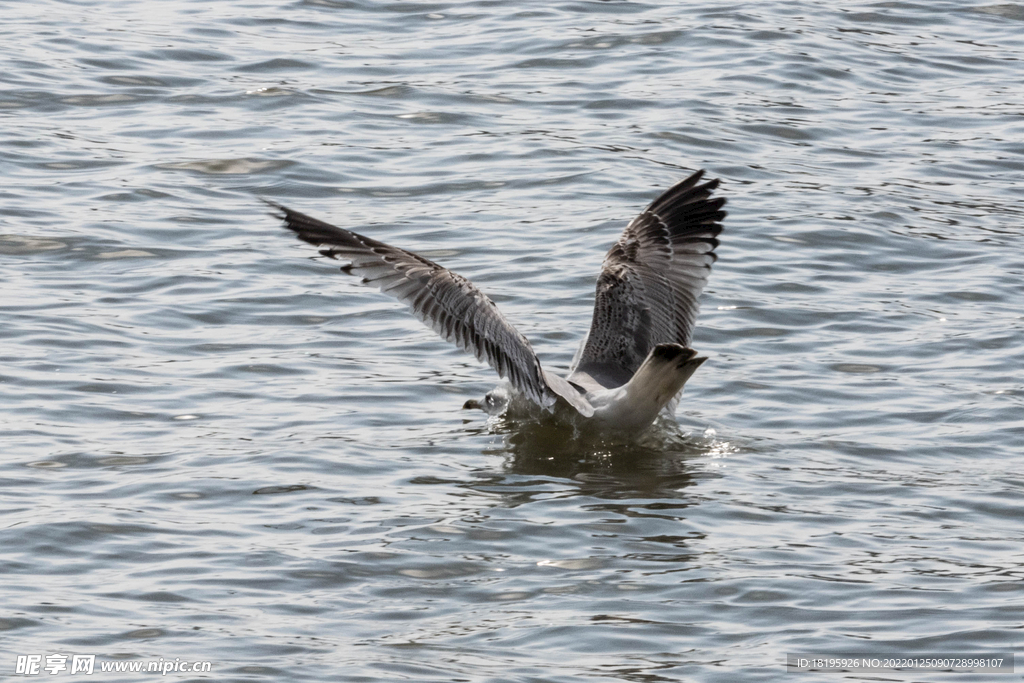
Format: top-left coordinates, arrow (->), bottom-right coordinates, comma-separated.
626,343 -> 706,413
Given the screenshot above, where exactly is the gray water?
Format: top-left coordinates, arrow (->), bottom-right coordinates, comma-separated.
3,0 -> 1024,681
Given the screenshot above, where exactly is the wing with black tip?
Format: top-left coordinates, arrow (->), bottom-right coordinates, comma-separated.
570,170 -> 726,389
267,200 -> 594,416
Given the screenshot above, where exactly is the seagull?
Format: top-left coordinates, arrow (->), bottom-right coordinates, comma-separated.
267,170 -> 725,432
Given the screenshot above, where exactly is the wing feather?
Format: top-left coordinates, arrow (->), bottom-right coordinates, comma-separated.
570,170 -> 726,389
267,200 -> 593,415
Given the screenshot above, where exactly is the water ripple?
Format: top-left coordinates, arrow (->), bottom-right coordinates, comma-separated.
2,0 -> 1023,680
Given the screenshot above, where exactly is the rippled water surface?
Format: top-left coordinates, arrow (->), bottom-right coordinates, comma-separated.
4,0 -> 1024,680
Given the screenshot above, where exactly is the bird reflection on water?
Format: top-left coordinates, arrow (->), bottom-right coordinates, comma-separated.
464,404 -> 732,491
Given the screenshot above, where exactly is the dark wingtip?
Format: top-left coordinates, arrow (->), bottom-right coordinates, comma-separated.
688,171 -> 722,199
262,199 -> 306,233
261,199 -> 344,246
260,197 -> 285,215
643,169 -> 727,241
676,169 -> 721,195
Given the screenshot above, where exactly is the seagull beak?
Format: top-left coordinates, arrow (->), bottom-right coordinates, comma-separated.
463,399 -> 482,410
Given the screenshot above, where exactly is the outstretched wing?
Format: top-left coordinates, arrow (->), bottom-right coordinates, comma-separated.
267,201 -> 594,416
570,170 -> 726,389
